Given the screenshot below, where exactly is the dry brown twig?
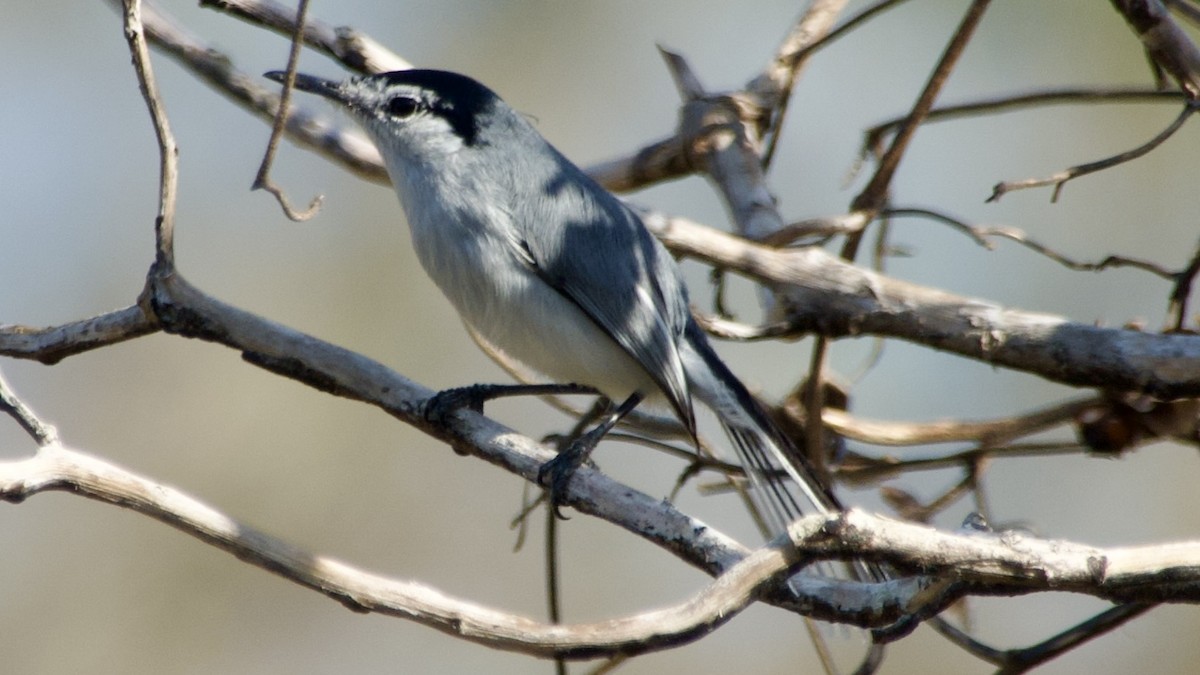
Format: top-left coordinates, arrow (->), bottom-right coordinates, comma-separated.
252,0 -> 323,221
882,206 -> 1177,279
199,0 -> 411,73
988,102 -> 1199,203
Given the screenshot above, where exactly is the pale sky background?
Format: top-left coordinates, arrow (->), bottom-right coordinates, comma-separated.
2,2 -> 1199,674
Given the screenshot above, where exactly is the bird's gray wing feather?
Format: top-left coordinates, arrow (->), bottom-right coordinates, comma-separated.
510,156 -> 695,432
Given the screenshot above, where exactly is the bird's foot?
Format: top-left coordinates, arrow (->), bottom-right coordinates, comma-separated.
537,435 -> 597,520
422,384 -> 489,424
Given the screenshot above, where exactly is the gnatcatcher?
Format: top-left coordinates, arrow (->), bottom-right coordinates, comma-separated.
266,69 -> 848,533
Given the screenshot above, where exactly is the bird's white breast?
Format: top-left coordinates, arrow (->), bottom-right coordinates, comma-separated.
391,159 -> 656,403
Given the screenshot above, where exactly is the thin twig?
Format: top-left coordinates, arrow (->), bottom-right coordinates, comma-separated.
122,0 -> 178,269
759,0 -> 913,167
882,207 -> 1177,279
838,442 -> 1084,484
804,338 -> 830,478
254,0 -> 323,222
994,602 -> 1157,674
1167,238 -> 1200,330
820,396 -> 1099,448
988,103 -> 1198,203
861,88 -> 1183,160
200,0 -> 410,74
0,370 -> 58,447
546,505 -> 567,675
101,0 -> 390,183
926,616 -> 1009,663
748,0 -> 854,167
847,0 -> 993,245
931,602 -> 1156,672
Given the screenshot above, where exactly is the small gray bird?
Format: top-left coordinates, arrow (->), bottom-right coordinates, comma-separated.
266,69 -> 847,533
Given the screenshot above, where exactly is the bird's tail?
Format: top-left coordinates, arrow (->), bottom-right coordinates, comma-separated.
681,321 -> 882,582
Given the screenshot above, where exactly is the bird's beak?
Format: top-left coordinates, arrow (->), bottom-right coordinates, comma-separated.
264,71 -> 347,104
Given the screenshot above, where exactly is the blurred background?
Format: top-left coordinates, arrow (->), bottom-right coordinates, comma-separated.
2,1 -> 1198,673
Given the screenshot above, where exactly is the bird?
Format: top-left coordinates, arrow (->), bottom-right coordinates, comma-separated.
265,68 -> 850,541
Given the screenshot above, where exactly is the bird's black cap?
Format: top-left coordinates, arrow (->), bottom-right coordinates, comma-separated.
265,69 -> 499,145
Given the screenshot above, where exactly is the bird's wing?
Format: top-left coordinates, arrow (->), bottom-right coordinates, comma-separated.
511,157 -> 695,434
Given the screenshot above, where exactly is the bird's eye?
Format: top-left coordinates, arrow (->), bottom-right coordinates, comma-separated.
385,96 -> 421,119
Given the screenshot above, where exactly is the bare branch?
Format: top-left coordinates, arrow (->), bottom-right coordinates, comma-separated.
200,0 -> 411,74
4,443 -> 1197,659
587,1 -> 847,195
0,443 -> 911,656
1167,238 -> 1200,330
643,212 -> 1200,398
883,207 -> 1177,279
1112,0 -> 1200,98
754,0 -> 910,167
253,0 -> 323,222
0,306 -> 159,365
848,0 -> 992,236
0,444 -> 766,658
862,87 -> 1183,160
664,53 -> 788,243
988,103 -> 1198,203
817,396 -> 1100,448
122,0 -> 178,268
0,370 -> 58,447
102,0 -> 389,184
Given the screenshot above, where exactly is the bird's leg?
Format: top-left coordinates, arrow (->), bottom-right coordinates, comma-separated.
422,382 -> 598,424
508,397 -> 613,532
545,396 -> 613,449
538,392 -> 644,518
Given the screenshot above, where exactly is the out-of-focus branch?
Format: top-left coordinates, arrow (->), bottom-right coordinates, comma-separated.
1167,238 -> 1200,330
883,207 -> 1177,279
988,103 -> 1198,203
931,602 -> 1156,673
592,0 -> 849,195
861,88 -> 1183,159
252,0 -> 324,222
817,396 -> 1100,448
1111,0 -> 1200,98
0,370 -> 58,447
755,0 -> 914,167
122,0 -> 177,268
199,0 -> 411,74
847,0 -> 992,236
102,0 -> 389,183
